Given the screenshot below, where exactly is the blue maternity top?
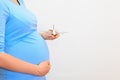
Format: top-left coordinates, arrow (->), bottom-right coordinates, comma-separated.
0,0 -> 49,80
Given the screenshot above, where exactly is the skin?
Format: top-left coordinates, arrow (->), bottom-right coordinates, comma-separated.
0,0 -> 60,77
40,29 -> 60,40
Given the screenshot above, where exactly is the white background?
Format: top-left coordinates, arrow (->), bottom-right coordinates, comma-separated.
24,0 -> 120,80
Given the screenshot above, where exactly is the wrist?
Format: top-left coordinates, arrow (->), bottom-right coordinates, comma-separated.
40,32 -> 47,40
35,65 -> 45,76
34,65 -> 41,76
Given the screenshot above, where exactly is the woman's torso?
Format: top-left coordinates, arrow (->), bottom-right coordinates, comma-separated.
0,0 -> 50,80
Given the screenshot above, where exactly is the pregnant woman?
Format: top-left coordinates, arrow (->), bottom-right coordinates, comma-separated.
0,0 -> 59,80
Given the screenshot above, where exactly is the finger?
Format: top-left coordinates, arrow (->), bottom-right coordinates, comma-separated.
53,33 -> 60,39
48,29 -> 59,35
48,29 -> 53,34
49,35 -> 56,39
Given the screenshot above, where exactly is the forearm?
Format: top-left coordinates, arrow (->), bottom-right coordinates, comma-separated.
0,52 -> 40,76
39,32 -> 47,40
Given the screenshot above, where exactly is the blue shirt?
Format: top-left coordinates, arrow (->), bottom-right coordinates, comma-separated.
0,1 -> 49,79
0,0 -> 37,52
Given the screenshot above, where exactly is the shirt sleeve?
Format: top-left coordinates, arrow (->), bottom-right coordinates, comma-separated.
0,2 -> 9,53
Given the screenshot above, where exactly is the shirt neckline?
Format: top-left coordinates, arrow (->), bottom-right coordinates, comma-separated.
9,0 -> 21,6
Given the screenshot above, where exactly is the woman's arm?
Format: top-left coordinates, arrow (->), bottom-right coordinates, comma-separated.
0,52 -> 50,76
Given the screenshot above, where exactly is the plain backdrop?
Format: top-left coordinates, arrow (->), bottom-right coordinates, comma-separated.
24,0 -> 120,80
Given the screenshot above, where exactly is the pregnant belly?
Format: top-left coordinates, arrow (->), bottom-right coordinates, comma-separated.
5,31 -> 50,64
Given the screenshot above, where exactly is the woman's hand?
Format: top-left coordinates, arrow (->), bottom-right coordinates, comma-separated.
37,61 -> 51,76
40,29 -> 60,40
